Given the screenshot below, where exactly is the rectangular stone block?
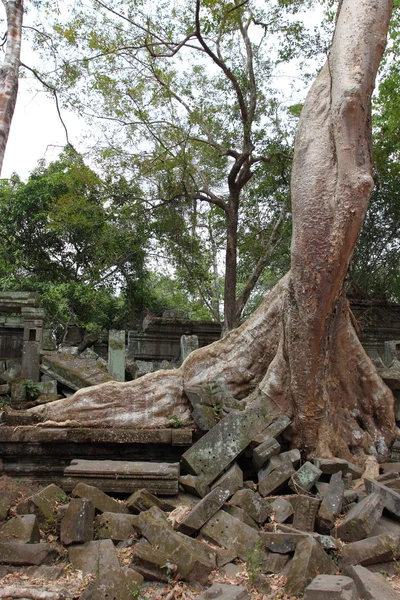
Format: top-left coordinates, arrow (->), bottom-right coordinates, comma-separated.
304,575 -> 358,600
72,483 -> 129,514
364,476 -> 400,519
60,498 -> 95,545
200,510 -> 260,561
0,542 -> 55,565
317,471 -> 345,533
258,463 -> 295,497
290,461 -> 322,493
252,437 -> 281,471
285,537 -> 337,596
177,487 -> 231,535
261,531 -> 309,554
339,533 -> 400,568
343,564 -> 399,600
336,493 -> 383,542
95,512 -> 140,542
291,495 -> 321,532
211,463 -> 243,496
181,404 -> 272,484
108,330 -> 125,382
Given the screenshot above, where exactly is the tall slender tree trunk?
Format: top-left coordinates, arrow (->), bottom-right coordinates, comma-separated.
0,0 -> 23,174
223,203 -> 239,332
30,0 -> 396,462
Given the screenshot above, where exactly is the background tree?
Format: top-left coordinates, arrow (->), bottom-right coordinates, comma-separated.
27,0 -> 323,330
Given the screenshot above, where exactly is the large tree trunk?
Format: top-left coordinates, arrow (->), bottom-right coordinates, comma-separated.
0,0 -> 23,174
30,0 -> 396,461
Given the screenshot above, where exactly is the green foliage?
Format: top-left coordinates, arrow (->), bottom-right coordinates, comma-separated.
246,541 -> 267,585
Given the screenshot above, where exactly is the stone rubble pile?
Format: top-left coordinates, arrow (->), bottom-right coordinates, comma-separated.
0,413 -> 400,599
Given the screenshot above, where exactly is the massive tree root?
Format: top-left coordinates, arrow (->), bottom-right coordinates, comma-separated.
30,0 -> 396,460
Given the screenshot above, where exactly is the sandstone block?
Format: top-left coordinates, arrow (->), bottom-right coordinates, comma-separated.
291,495 -> 321,532
24,484 -> 66,524
72,482 -> 129,514
258,462 -> 295,497
0,515 -> 40,543
0,542 -> 56,565
79,565 -> 143,600
252,437 -> 281,471
303,575 -> 359,600
318,471 -> 345,533
285,537 -> 337,596
269,497 -> 294,523
196,583 -> 250,600
222,505 -> 258,529
179,474 -> 210,498
60,498 -> 94,545
211,463 -> 243,496
261,531 -> 309,554
95,512 -> 139,542
177,486 -> 231,535
127,489 -> 175,514
230,489 -> 270,524
290,461 -> 322,493
339,533 -> 400,568
336,493 -> 383,542
364,476 -> 400,519
313,458 -> 349,476
200,510 -> 260,561
262,552 -> 290,574
343,564 -> 399,600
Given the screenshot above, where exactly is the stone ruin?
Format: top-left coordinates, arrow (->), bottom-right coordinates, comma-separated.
1,299 -> 400,597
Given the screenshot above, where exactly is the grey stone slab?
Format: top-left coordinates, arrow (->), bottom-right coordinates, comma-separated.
313,458 -> 349,476
336,493 -> 384,542
191,405 -> 218,431
258,463 -> 295,497
0,515 -> 40,544
230,489 -> 270,524
79,566 -> 143,600
339,533 -> 400,568
131,539 -> 170,582
72,482 -> 129,514
285,537 -> 337,596
369,515 -> 400,538
304,575 -> 359,600
260,449 -> 301,478
290,461 -> 322,493
95,512 -> 139,542
318,471 -> 345,533
250,415 -> 292,448
252,437 -> 281,471
179,474 -> 210,498
0,542 -> 56,565
136,506 -> 215,585
177,486 -> 231,534
200,510 -> 260,561
261,531 -> 309,553
60,498 -> 94,545
211,463 -> 243,497
364,476 -> 400,519
344,564 -> 399,600
196,583 -> 250,600
68,539 -> 120,576
222,505 -> 258,529
181,404 -> 272,484
262,552 -> 290,574
24,484 -> 66,523
291,495 -> 321,532
347,462 -> 363,480
126,489 -> 175,514
269,497 -> 294,523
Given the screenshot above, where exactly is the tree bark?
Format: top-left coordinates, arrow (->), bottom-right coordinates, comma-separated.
0,0 -> 23,174
30,0 -> 396,461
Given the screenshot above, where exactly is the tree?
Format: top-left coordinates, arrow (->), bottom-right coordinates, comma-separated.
31,0 -> 396,461
29,0 -> 321,331
0,0 -> 23,174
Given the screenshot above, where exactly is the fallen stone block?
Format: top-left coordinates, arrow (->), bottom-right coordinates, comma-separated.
22,484 -> 66,524
126,489 -> 176,514
303,575 -> 359,600
216,547 -> 238,567
262,552 -> 290,574
196,583 -> 250,600
317,471 -> 345,533
285,537 -> 337,596
230,489 -> 270,524
72,482 -> 129,514
250,415 -> 291,449
0,542 -> 56,565
347,462 -> 363,480
95,512 -> 139,542
269,497 -> 294,523
181,404 -> 272,484
24,565 -> 65,580
179,474 -> 210,498
200,509 -> 260,561
0,515 -> 40,543
261,531 -> 309,554
291,495 -> 321,532
339,532 -> 400,568
60,498 -> 94,545
68,539 -> 119,576
136,506 -> 215,585
176,486 -> 231,535
364,476 -> 400,519
261,449 -> 301,477
313,457 -> 349,476
369,515 -> 400,537
258,462 -> 295,496
191,404 -> 218,431
343,564 -> 399,600
131,538 -> 172,582
79,565 -> 143,600
252,437 -> 281,471
211,463 -> 243,497
336,493 -> 383,542
222,505 -> 258,529
290,461 -> 322,493
343,490 -> 359,507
